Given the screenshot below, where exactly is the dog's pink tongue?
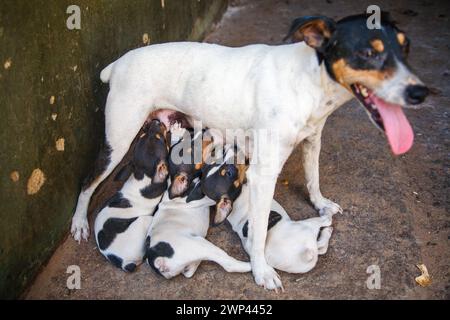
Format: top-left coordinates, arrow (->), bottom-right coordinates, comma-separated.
372,95 -> 414,155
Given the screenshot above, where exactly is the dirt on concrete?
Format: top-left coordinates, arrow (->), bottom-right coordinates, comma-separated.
24,0 -> 449,299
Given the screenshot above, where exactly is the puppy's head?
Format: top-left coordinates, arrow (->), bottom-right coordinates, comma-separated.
285,13 -> 429,155
201,146 -> 248,225
115,119 -> 169,183
168,129 -> 213,199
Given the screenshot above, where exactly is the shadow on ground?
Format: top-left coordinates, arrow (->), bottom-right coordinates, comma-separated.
25,0 -> 449,299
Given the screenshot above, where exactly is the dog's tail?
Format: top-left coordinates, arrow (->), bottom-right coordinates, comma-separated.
100,62 -> 115,83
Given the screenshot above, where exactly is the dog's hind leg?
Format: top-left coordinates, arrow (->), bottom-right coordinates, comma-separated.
302,120 -> 343,216
187,237 -> 251,273
71,92 -> 155,242
317,227 -> 333,255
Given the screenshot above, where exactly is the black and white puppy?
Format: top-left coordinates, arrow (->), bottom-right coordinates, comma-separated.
94,120 -> 170,272
227,184 -> 334,274
145,133 -> 250,279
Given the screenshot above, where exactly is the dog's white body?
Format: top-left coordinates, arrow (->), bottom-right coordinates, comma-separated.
94,174 -> 162,271
72,41 -> 352,289
146,181 -> 251,279
228,184 -> 333,273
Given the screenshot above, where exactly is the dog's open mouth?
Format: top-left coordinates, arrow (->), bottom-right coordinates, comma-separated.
351,83 -> 414,155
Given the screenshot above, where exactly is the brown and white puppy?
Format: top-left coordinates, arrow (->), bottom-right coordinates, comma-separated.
94,120 -> 169,272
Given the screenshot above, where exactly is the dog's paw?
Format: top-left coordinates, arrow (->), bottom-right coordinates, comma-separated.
70,216 -> 89,243
320,214 -> 333,227
169,122 -> 186,144
321,226 -> 333,236
313,197 -> 343,216
154,257 -> 172,278
253,264 -> 284,292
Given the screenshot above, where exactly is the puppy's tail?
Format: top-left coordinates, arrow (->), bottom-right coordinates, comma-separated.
100,62 -> 115,83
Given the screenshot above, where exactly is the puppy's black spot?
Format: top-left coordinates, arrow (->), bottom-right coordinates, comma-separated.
242,210 -> 282,238
97,217 -> 138,250
107,254 -> 123,269
186,182 -> 204,202
143,235 -> 151,260
107,192 -> 132,208
268,210 -> 282,229
145,241 -> 174,276
140,181 -> 168,199
124,263 -> 137,272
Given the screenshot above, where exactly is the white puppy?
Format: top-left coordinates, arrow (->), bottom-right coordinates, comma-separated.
227,184 -> 333,274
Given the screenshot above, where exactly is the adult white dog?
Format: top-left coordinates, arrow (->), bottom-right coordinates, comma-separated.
71,14 -> 428,290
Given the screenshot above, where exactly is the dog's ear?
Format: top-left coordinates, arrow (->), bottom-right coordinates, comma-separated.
114,163 -> 133,182
186,182 -> 204,203
284,16 -> 336,52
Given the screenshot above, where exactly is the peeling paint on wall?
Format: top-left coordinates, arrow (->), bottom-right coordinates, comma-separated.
10,171 -> 19,182
4,58 -> 12,69
55,138 -> 65,151
26,169 -> 46,195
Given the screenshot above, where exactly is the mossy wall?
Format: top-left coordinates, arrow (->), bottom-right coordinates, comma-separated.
0,0 -> 226,299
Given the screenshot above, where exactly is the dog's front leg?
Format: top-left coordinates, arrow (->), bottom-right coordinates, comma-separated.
302,121 -> 343,216
246,165 -> 283,291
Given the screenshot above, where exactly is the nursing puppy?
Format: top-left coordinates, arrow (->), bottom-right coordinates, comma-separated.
145,141 -> 249,279
227,184 -> 334,274
94,120 -> 169,272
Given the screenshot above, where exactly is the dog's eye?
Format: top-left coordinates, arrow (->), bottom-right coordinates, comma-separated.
225,166 -> 237,178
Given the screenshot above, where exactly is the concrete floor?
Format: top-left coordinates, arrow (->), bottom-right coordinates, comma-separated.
25,0 -> 449,299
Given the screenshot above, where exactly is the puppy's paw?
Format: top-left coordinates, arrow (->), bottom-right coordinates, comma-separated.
253,263 -> 284,293
320,214 -> 333,227
154,257 -> 172,278
313,197 -> 343,216
169,122 -> 186,145
71,216 -> 89,243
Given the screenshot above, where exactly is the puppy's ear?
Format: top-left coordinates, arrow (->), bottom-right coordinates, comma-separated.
235,164 -> 249,186
186,182 -> 204,203
213,198 -> 233,225
114,163 -> 133,182
284,16 -> 336,52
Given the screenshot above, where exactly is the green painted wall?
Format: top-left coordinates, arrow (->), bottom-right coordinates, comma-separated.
0,0 -> 226,299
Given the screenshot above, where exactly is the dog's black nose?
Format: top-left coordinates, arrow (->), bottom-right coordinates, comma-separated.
405,85 -> 429,105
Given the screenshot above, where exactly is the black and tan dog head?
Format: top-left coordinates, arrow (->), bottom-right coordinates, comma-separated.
201,146 -> 249,225
168,129 -> 213,199
285,13 -> 429,155
115,119 -> 169,183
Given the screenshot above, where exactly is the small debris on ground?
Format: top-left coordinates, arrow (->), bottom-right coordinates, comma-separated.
415,264 -> 432,287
